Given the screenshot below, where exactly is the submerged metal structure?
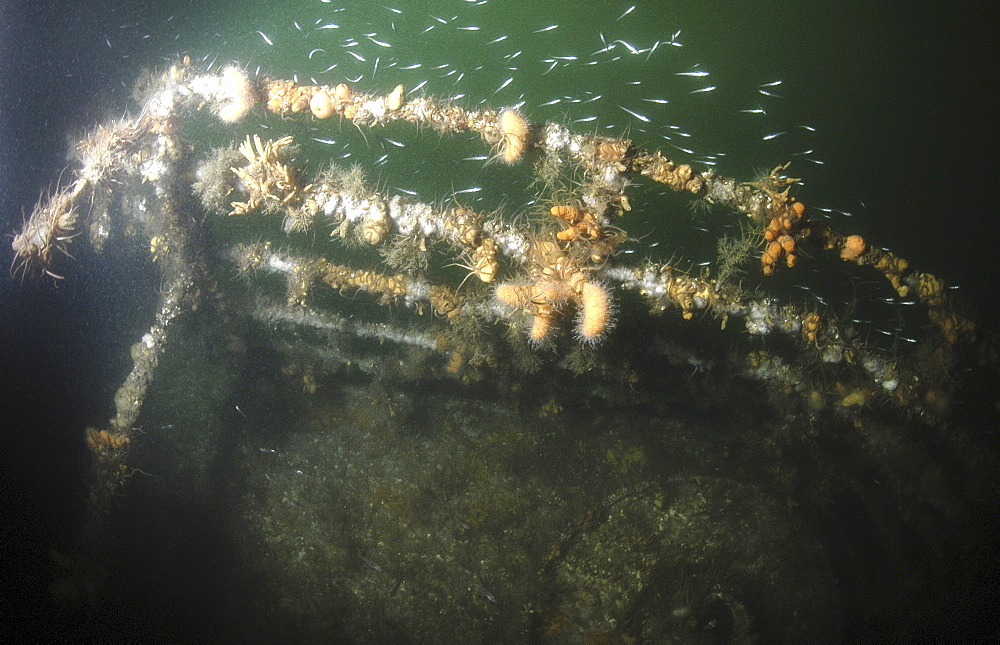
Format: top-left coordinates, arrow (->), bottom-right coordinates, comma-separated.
13,56 -> 998,640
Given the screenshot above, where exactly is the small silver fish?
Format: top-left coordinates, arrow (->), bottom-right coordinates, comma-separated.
493,77 -> 513,95
617,5 -> 636,20
619,105 -> 650,122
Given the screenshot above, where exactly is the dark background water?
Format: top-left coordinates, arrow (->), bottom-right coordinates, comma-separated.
2,0 -> 997,639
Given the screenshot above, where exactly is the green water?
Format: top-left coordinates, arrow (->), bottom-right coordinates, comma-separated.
15,1 -> 987,295
8,2 -> 996,641
131,0 -> 978,288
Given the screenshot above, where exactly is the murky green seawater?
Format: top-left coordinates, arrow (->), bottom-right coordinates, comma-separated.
5,1 -> 997,642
